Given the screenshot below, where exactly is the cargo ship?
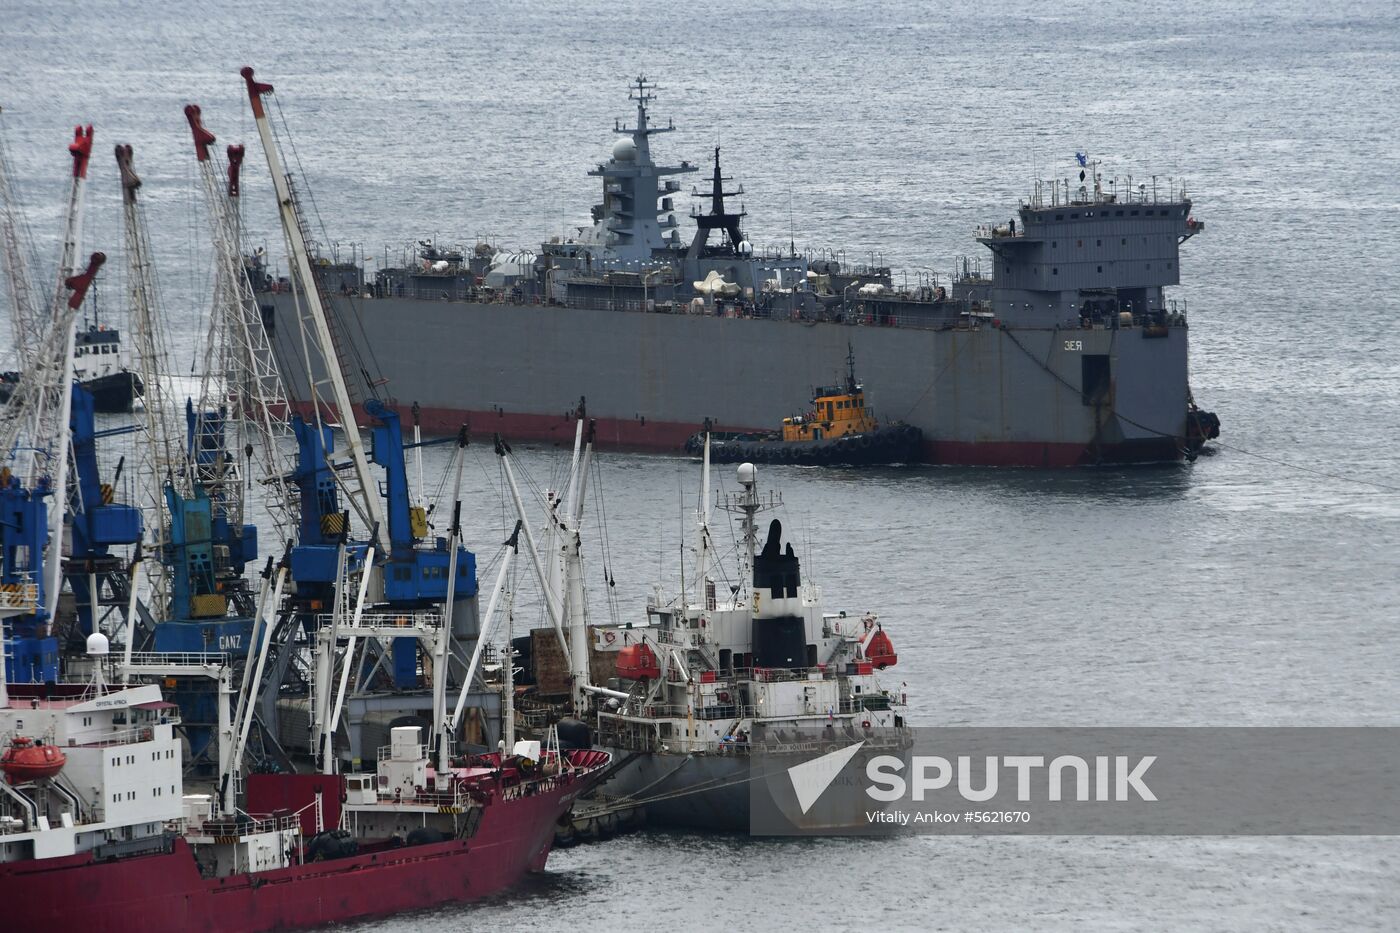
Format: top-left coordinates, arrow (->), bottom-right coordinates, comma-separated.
0,636 -> 610,933
257,76 -> 1218,466
587,455 -> 912,831
499,431 -> 911,832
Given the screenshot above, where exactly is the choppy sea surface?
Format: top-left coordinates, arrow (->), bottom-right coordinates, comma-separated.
4,0 -> 1400,929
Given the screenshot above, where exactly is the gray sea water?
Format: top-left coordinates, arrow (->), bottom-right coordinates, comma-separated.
4,0 -> 1400,929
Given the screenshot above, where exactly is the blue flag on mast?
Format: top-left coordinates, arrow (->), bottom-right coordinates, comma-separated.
1075,152 -> 1088,167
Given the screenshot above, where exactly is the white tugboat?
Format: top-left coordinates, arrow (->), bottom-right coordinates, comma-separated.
586,448 -> 911,831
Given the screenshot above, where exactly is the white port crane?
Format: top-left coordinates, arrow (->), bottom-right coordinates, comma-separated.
239,67 -> 387,554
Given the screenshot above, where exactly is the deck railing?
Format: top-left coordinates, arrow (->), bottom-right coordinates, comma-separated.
199,812 -> 302,838
265,276 -> 1192,336
124,651 -> 229,669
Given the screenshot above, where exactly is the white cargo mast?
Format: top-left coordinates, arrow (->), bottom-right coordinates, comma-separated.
239,67 -> 386,553
496,419 -> 627,714
560,420 -> 595,713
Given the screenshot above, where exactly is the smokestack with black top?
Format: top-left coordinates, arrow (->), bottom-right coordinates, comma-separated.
751,519 -> 807,668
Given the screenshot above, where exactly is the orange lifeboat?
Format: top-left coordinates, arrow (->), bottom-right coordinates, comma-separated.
866,629 -> 898,669
616,641 -> 661,681
1,736 -> 67,783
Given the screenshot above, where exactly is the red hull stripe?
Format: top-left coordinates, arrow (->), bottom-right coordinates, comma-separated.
288,402 -> 1181,467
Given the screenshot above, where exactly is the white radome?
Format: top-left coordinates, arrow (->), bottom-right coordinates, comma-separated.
737,462 -> 756,487
612,138 -> 637,162
86,632 -> 110,656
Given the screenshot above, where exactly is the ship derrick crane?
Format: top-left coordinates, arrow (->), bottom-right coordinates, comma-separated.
112,143 -> 185,628
494,419 -> 626,715
0,124 -> 96,707
1,126 -> 149,708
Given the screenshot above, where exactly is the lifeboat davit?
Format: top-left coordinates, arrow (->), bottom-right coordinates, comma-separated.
866,629 -> 898,669
616,641 -> 661,681
1,736 -> 67,783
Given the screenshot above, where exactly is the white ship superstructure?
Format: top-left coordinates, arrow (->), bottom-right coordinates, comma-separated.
589,456 -> 908,829
0,641 -> 184,864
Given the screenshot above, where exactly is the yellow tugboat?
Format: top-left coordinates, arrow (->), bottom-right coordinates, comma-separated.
688,345 -> 922,465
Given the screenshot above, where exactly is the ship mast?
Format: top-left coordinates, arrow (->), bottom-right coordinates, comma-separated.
688,146 -> 747,256
717,461 -> 779,609
561,419 -> 594,713
690,433 -> 716,611
626,75 -> 659,164
239,67 -> 387,553
588,76 -> 694,263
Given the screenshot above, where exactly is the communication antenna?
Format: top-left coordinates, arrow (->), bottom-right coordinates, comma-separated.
787,185 -> 796,258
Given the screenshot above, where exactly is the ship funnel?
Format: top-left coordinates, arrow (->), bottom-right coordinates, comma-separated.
751,519 -> 806,668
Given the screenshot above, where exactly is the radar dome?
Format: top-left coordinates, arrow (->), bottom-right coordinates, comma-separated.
612,138 -> 637,162
737,462 -> 756,487
85,632 -> 110,656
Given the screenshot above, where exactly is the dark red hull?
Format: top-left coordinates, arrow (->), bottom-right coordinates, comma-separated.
0,774 -> 591,933
291,401 -> 1184,467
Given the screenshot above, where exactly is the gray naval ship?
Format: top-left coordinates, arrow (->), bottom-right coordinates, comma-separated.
259,76 -> 1219,466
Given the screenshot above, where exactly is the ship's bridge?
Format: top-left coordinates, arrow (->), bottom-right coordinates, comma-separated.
976,170 -> 1204,324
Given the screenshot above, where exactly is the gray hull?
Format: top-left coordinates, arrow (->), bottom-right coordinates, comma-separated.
263,293 -> 1191,466
599,750 -> 752,832
598,747 -> 894,833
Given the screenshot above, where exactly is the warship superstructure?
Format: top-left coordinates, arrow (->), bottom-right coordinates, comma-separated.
259,76 -> 1217,466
